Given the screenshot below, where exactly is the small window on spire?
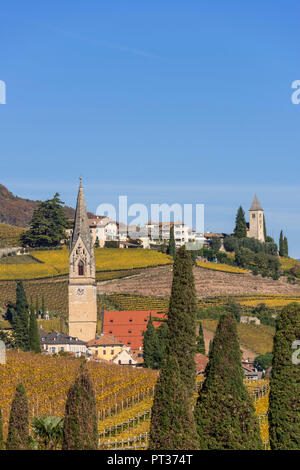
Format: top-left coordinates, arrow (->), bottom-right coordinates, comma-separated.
78,261 -> 84,276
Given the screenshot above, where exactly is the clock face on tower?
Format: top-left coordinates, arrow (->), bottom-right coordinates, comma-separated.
76,288 -> 85,296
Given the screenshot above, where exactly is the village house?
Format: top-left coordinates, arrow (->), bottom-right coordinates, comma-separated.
39,329 -> 87,356
86,333 -> 125,360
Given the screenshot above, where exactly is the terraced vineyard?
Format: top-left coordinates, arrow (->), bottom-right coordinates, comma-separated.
197,261 -> 248,274
0,351 -> 270,450
0,248 -> 172,281
104,293 -> 169,312
0,279 -> 68,314
0,223 -> 24,248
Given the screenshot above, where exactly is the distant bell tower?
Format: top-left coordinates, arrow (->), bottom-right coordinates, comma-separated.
68,179 -> 97,342
247,194 -> 265,242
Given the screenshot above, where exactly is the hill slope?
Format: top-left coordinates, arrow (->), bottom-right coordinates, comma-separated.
0,184 -> 94,227
98,265 -> 300,297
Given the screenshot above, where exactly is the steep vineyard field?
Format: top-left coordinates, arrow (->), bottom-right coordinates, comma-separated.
0,352 -> 269,450
0,223 -> 24,248
0,248 -> 172,280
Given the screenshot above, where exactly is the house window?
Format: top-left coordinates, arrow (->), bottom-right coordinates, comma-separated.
128,330 -> 132,334
95,350 -> 98,356
129,319 -> 132,322
103,350 -> 106,355
78,261 -> 84,276
110,319 -> 113,323
111,349 -> 114,355
129,360 -> 132,365
118,360 -> 121,364
252,214 -> 255,219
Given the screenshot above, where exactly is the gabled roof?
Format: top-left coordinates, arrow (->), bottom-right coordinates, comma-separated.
194,353 -> 209,373
250,194 -> 263,211
70,180 -> 93,254
87,334 -> 124,347
39,330 -> 87,345
102,310 -> 166,350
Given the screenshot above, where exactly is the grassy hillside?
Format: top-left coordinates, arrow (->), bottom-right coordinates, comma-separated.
0,222 -> 24,248
201,318 -> 275,355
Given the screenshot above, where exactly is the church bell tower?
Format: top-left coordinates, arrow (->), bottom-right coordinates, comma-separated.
68,179 -> 97,342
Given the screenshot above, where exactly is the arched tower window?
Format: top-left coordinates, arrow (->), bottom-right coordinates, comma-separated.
78,260 -> 84,276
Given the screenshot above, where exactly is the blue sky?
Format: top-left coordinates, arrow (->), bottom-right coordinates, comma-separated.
1,1 -> 300,256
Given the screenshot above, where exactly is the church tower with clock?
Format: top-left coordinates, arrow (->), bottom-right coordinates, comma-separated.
68,179 -> 97,342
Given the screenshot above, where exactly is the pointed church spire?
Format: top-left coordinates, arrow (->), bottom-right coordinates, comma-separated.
70,179 -> 92,254
250,194 -> 263,211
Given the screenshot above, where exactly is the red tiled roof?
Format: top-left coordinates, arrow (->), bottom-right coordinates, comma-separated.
102,311 -> 166,350
194,353 -> 209,374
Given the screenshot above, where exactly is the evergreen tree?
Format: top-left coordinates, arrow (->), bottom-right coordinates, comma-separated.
233,206 -> 247,239
35,295 -> 39,316
168,225 -> 176,259
196,322 -> 206,355
283,236 -> 288,257
156,322 -> 168,366
62,363 -> 98,450
6,382 -> 29,450
195,314 -> 263,450
41,296 -> 46,319
29,309 -> 41,353
143,315 -> 160,369
149,355 -> 198,450
263,215 -> 267,240
13,281 -> 30,351
0,408 -> 4,450
20,193 -> 68,248
279,230 -> 284,256
149,246 -> 198,449
268,303 -> 300,450
208,340 -> 213,358
165,245 -> 197,394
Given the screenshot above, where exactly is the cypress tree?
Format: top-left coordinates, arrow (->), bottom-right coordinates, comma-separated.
283,236 -> 288,257
41,296 -> 46,318
233,206 -> 247,239
149,246 -> 198,449
168,225 -> 176,260
149,355 -> 198,450
13,281 -> 30,351
29,309 -> 41,353
62,363 -> 98,450
196,322 -> 206,355
165,245 -> 197,394
268,303 -> 300,450
195,314 -> 263,450
0,408 -> 4,450
6,382 -> 29,450
35,295 -> 39,316
143,314 -> 160,369
279,230 -> 284,256
263,215 -> 267,240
